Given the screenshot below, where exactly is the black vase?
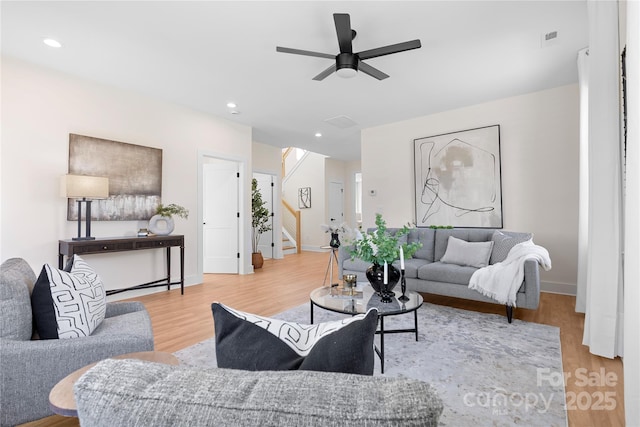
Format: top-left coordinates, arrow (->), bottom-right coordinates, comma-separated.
329,233 -> 340,248
365,263 -> 400,301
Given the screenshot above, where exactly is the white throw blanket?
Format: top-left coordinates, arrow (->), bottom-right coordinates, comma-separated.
468,240 -> 552,307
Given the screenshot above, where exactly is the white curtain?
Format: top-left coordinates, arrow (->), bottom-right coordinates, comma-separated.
575,48 -> 589,313
577,0 -> 624,359
624,0 -> 640,424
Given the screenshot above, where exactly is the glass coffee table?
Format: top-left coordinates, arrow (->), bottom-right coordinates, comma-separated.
310,283 -> 423,373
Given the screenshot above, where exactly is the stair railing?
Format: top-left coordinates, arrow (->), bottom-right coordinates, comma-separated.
282,199 -> 301,254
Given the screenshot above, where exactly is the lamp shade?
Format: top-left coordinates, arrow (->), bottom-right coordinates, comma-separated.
61,174 -> 109,199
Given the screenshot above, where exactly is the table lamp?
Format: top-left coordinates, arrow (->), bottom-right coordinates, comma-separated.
61,174 -> 109,240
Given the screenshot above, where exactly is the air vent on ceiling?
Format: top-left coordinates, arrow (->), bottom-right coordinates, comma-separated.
324,115 -> 358,129
541,30 -> 559,47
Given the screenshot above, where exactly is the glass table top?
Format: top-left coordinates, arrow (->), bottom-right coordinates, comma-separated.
310,283 -> 423,316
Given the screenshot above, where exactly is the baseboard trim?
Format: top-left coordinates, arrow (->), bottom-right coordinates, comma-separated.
541,281 -> 576,296
301,245 -> 330,253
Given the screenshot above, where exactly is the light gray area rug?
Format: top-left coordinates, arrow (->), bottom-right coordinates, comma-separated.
175,302 -> 566,427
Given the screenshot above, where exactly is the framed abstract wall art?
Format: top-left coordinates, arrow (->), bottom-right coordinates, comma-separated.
67,134 -> 162,221
298,187 -> 311,209
413,125 -> 502,228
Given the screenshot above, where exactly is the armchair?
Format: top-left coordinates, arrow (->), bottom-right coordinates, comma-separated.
0,258 -> 155,426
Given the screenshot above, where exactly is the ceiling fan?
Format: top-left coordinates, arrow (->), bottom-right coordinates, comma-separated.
276,13 -> 421,81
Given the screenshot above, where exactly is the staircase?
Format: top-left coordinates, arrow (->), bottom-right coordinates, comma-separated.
282,232 -> 297,255
281,148 -> 304,255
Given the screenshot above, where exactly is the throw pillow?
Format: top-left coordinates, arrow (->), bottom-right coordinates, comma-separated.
490,231 -> 533,264
440,236 -> 494,268
31,255 -> 106,339
211,303 -> 378,375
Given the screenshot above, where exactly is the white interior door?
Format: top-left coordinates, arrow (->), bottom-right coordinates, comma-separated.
253,172 -> 274,259
203,159 -> 239,273
328,181 -> 344,224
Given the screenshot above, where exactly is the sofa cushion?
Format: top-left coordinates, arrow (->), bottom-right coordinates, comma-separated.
490,230 -> 533,264
0,258 -> 36,341
212,303 -> 378,375
343,257 -> 372,274
440,236 -> 494,268
434,229 -> 494,261
418,261 -> 478,285
75,358 -> 444,427
401,258 -> 432,279
31,255 -> 106,339
408,228 -> 435,261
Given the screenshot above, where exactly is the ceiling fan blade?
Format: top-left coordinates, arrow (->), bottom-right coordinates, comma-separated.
357,39 -> 421,60
276,46 -> 335,60
334,13 -> 353,54
312,63 -> 337,81
358,61 -> 390,80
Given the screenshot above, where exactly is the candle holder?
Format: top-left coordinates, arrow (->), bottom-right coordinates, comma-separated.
380,284 -> 394,303
398,269 -> 409,302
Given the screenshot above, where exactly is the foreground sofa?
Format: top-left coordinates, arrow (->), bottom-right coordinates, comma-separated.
74,358 -> 444,426
0,258 -> 155,426
339,227 -> 540,322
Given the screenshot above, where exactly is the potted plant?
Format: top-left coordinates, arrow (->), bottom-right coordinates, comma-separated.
347,213 -> 421,295
148,203 -> 189,236
320,221 -> 349,248
251,178 -> 272,268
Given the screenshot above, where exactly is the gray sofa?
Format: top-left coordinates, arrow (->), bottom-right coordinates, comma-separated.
339,228 -> 540,322
74,358 -> 444,426
0,258 -> 155,426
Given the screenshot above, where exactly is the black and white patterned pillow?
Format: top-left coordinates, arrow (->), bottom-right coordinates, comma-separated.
31,255 -> 106,339
490,231 -> 533,264
211,303 -> 379,375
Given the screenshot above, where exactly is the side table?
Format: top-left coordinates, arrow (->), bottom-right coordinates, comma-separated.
49,351 -> 179,417
321,245 -> 340,286
59,235 -> 185,295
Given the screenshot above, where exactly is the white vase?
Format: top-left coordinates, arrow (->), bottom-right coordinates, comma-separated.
148,214 -> 175,236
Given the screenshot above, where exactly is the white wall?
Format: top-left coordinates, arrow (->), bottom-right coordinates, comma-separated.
282,152 -> 328,250
1,57 -> 253,298
361,84 -> 579,292
252,141 -> 283,258
252,141 -> 281,174
343,160 -> 362,228
324,158 -> 346,224
280,152 -> 357,250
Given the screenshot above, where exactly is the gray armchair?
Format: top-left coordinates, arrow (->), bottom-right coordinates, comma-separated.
0,258 -> 155,426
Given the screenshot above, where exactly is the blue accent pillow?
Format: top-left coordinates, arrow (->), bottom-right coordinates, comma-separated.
211,303 -> 378,375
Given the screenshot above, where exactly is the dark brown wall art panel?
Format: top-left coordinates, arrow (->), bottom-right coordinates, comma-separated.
67,134 -> 162,221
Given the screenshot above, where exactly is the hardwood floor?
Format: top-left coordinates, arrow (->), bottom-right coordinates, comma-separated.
22,251 -> 624,427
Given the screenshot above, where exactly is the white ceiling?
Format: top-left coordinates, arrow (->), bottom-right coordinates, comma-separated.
1,1 -> 588,161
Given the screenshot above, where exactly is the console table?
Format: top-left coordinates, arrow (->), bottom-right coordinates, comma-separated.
58,235 -> 184,295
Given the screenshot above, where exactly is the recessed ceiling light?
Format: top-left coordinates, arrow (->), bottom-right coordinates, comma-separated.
315,132 -> 322,138
226,102 -> 237,108
230,110 -> 240,115
43,38 -> 62,48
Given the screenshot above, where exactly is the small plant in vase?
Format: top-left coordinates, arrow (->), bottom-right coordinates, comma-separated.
346,213 -> 421,299
155,204 -> 189,219
252,178 -> 272,268
148,203 -> 189,236
320,221 -> 349,248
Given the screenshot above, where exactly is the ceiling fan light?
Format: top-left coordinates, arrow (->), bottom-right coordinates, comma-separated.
43,38 -> 62,48
336,68 -> 357,78
335,52 -> 359,78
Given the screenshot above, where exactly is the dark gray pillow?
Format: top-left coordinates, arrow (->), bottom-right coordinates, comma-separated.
211,303 -> 378,375
490,231 -> 533,264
